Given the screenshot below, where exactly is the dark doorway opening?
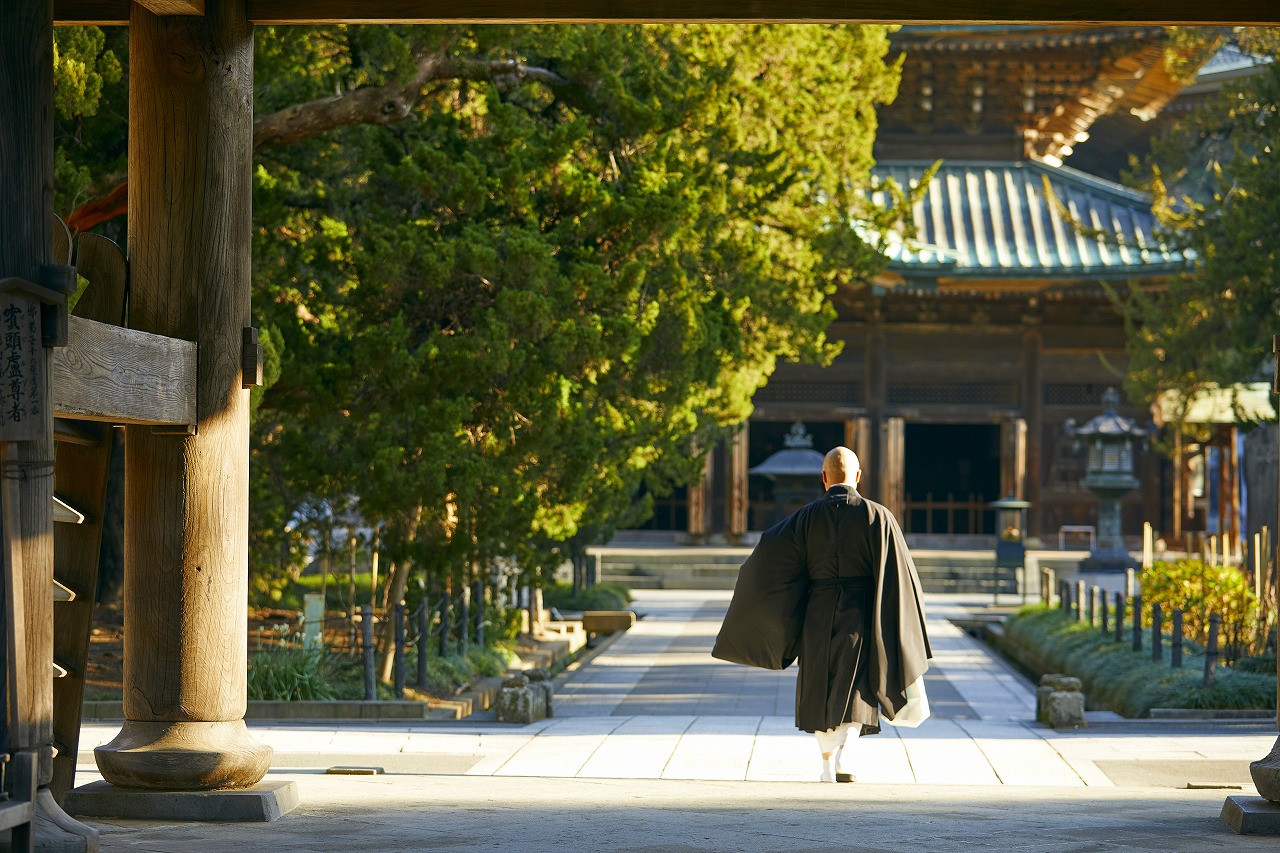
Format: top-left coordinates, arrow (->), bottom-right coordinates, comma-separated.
904,423 -> 1000,536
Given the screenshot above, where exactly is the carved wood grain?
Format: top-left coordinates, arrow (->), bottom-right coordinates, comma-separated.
52,317 -> 195,426
120,0 -> 256,747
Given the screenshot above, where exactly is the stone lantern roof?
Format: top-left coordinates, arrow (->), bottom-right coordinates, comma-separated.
748,422 -> 825,479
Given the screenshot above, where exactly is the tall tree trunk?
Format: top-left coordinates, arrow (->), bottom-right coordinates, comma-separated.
377,505 -> 421,683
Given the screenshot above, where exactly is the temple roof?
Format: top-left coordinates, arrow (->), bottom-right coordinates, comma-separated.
877,26 -> 1192,164
867,160 -> 1185,280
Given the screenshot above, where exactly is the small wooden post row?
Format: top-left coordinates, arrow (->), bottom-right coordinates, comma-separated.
1058,584 -> 1235,687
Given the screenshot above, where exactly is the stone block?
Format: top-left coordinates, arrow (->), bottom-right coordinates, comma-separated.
64,780 -> 298,822
526,669 -> 555,718
1221,796 -> 1280,835
495,674 -> 548,724
583,610 -> 636,634
1046,690 -> 1086,729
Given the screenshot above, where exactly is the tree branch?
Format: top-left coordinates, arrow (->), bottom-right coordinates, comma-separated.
67,50 -> 570,232
253,52 -> 568,149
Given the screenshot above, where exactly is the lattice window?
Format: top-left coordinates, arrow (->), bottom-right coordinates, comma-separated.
887,383 -> 1017,406
755,381 -> 861,404
1043,383 -> 1111,407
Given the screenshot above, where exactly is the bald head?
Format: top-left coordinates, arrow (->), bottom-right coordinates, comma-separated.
822,446 -> 861,488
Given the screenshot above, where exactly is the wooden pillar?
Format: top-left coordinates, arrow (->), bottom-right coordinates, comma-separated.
1172,431 -> 1184,545
725,424 -> 748,539
881,417 -> 905,520
686,448 -> 712,540
2,3 -> 101,846
1223,422 -> 1233,550
1000,418 -> 1027,499
864,313 -> 885,502
0,0 -> 54,775
1021,327 -> 1042,535
95,0 -> 270,791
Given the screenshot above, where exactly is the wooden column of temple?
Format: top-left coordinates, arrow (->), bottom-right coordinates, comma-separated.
0,0 -> 55,783
725,424 -> 749,540
863,315 -> 885,503
93,0 -> 271,790
1021,327 -> 1043,535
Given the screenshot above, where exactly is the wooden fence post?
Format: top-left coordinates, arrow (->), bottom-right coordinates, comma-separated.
416,602 -> 429,687
1204,612 -> 1220,688
458,582 -> 471,658
1152,603 -> 1163,662
473,579 -> 485,649
1100,587 -> 1109,635
438,589 -> 452,659
393,602 -> 406,699
362,605 -> 375,701
1132,594 -> 1143,652
1114,591 -> 1124,643
1076,580 -> 1086,623
1172,608 -> 1183,668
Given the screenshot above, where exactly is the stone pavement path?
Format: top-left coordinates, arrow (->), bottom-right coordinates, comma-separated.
77,590 -> 1278,790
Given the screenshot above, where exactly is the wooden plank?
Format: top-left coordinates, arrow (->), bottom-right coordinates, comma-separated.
51,316 -> 195,427
49,225 -> 127,802
52,0 -> 1280,25
136,0 -> 204,13
51,496 -> 84,525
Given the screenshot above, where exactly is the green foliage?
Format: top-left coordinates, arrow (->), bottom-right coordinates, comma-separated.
1116,28 -> 1280,416
1140,558 -> 1263,662
543,581 -> 632,612
52,27 -> 128,218
248,23 -> 902,593
53,24 -> 904,610
413,645 -> 518,694
246,645 -> 340,701
1002,605 -> 1275,716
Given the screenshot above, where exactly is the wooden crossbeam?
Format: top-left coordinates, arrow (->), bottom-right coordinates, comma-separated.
50,0 -> 1280,25
51,316 -> 196,428
136,0 -> 204,13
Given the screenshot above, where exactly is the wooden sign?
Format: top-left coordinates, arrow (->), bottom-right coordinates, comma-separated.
0,294 -> 46,443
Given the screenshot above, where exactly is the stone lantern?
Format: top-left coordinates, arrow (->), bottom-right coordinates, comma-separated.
990,494 -> 1031,602
1064,388 -> 1151,572
749,422 -> 826,528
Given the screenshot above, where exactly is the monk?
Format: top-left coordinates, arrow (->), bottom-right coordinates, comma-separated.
712,446 -> 931,782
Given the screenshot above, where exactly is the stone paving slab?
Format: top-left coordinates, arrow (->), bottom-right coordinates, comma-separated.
70,589 -> 1280,849
80,773 -> 1280,853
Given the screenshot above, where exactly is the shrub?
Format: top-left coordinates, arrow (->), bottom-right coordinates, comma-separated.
1140,558 -> 1265,663
247,644 -> 340,701
1001,605 -> 1275,717
543,582 -> 632,612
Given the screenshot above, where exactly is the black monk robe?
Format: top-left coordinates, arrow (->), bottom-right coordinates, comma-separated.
711,484 -> 932,733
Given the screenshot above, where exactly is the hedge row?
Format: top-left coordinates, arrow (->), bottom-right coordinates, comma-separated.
1000,605 -> 1275,717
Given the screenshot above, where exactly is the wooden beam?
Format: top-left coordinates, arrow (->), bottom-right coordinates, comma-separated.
51,316 -> 195,427
52,0 -> 1280,25
136,0 -> 204,13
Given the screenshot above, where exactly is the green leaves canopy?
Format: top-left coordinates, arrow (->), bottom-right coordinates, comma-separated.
1118,29 -> 1280,423
56,24 -> 903,584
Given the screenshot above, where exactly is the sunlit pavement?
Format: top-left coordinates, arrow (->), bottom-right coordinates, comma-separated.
75,590 -> 1280,851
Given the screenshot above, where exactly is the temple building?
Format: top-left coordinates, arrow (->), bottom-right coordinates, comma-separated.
632,25 -> 1202,546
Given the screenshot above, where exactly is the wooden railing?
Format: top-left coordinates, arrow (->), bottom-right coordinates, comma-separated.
903,492 -> 991,536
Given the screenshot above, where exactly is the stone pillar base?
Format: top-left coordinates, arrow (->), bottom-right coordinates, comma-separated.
94,720 -> 271,791
1221,796 -> 1280,835
64,780 -> 297,823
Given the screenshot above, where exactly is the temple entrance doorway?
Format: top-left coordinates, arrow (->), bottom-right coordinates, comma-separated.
903,423 -> 1000,537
